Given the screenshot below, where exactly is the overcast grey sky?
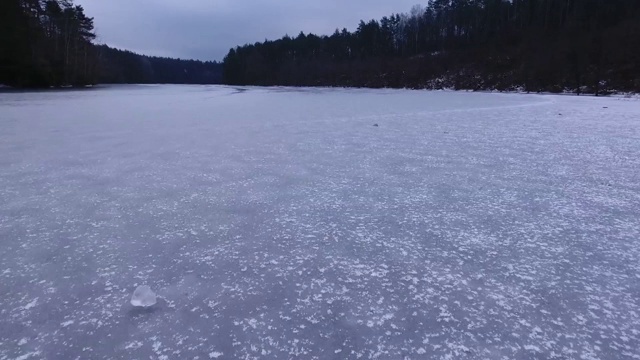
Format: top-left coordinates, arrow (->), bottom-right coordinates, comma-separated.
77,0 -> 423,61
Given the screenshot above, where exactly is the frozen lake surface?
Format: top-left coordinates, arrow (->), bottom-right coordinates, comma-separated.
1,85 -> 639,359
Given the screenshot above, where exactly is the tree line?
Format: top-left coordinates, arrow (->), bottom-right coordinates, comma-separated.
3,0 -> 639,92
0,0 -> 221,88
223,0 -> 640,94
96,46 -> 222,85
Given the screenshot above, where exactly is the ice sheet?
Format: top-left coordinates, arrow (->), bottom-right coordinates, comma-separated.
1,85 -> 639,359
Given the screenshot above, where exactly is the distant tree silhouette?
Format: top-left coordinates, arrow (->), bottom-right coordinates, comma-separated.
223,0 -> 640,94
96,46 -> 222,85
0,0 -> 222,88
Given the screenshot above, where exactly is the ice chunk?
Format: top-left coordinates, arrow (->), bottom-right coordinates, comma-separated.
130,285 -> 157,307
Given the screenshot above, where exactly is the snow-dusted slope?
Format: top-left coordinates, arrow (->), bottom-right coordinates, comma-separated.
1,85 -> 639,359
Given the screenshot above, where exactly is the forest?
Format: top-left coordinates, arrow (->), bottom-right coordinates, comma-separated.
96,46 -> 222,85
3,0 -> 640,93
223,0 -> 640,94
0,0 -> 221,87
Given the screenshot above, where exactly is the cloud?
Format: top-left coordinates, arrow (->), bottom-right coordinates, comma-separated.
78,0 -> 423,61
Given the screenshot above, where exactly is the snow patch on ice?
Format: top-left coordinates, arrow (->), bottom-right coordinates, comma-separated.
60,320 -> 74,327
15,352 -> 41,360
22,298 -> 38,310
